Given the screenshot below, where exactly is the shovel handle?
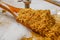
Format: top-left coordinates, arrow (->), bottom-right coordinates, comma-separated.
0,2 -> 21,17
2,2 -> 21,13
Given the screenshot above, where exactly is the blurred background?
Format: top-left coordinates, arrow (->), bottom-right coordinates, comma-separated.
0,0 -> 60,14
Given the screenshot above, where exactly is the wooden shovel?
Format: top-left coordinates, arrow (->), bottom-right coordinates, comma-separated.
0,2 -> 22,17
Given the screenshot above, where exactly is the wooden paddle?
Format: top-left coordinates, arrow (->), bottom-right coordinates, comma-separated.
0,2 -> 21,17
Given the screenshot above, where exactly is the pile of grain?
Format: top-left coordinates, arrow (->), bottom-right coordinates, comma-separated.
16,8 -> 60,40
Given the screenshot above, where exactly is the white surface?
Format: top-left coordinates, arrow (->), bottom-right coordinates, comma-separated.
0,0 -> 60,40
0,13 -> 31,40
